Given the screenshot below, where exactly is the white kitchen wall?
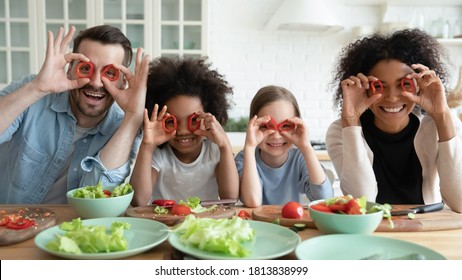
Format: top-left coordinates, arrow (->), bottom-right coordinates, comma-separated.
207,0 -> 462,142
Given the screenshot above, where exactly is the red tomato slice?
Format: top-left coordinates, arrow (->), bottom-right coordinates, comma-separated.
237,210 -> 251,220
281,201 -> 304,219
6,218 -> 35,230
0,215 -> 10,226
346,199 -> 362,215
310,204 -> 333,213
103,190 -> 111,198
152,199 -> 176,207
171,204 -> 192,216
327,203 -> 348,213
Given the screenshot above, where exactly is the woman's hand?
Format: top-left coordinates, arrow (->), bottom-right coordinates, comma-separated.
404,64 -> 450,116
340,73 -> 382,126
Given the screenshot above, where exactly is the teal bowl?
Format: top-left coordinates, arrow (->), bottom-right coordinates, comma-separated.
308,199 -> 383,234
67,186 -> 133,219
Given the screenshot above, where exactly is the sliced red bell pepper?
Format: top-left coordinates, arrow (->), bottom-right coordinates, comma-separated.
152,199 -> 176,207
187,113 -> 201,131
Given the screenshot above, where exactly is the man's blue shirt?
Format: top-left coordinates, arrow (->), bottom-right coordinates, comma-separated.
0,75 -> 140,203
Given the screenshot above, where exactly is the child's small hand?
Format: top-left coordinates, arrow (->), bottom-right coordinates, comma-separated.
244,115 -> 274,148
193,112 -> 229,148
142,104 -> 175,148
280,117 -> 311,150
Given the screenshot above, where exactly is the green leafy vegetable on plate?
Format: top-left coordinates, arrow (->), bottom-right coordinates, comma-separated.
171,215 -> 255,257
45,218 -> 131,254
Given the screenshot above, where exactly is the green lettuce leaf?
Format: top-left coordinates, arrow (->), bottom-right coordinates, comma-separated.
171,215 -> 255,257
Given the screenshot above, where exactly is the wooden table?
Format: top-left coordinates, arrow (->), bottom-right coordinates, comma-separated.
1,204 -> 461,260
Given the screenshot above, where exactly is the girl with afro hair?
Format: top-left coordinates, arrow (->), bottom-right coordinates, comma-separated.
130,57 -> 239,205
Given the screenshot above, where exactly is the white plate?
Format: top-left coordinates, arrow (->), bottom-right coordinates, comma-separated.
296,234 -> 446,260
34,217 -> 169,259
169,220 -> 300,259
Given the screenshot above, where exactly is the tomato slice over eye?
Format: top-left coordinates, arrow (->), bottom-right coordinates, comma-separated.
0,215 -> 10,226
237,210 -> 252,220
6,218 -> 35,230
171,204 -> 192,216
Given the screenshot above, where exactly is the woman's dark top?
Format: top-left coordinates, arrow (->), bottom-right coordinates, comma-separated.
360,109 -> 424,204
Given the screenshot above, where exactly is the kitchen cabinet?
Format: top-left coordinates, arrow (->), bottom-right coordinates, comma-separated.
0,0 -> 208,87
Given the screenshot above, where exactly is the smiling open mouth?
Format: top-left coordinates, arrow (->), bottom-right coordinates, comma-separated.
84,91 -> 105,100
380,105 -> 404,113
267,143 -> 286,147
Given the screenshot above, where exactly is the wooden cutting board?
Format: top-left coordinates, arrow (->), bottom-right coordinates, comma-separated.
251,205 -> 462,232
125,205 -> 236,226
0,207 -> 57,246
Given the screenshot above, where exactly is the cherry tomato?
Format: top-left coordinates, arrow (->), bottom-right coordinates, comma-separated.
346,199 -> 362,215
237,210 -> 251,220
171,204 -> 192,216
0,215 -> 10,226
103,190 -> 112,198
152,199 -> 176,207
281,201 -> 304,219
6,218 -> 35,230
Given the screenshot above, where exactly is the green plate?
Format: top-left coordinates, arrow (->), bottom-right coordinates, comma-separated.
169,220 -> 301,259
295,234 -> 446,260
34,217 -> 169,260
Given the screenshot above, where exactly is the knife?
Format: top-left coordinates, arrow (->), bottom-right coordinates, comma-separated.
200,198 -> 238,206
390,202 -> 444,216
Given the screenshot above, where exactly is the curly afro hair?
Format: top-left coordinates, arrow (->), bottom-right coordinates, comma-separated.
330,28 -> 450,113
145,56 -> 234,125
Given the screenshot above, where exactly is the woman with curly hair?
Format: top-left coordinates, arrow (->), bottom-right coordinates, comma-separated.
326,28 -> 462,212
130,57 -> 239,205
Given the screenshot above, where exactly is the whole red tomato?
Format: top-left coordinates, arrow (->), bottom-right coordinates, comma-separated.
171,204 -> 192,216
281,201 -> 304,219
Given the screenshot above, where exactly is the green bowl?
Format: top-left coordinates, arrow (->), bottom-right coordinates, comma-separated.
308,199 -> 383,234
67,186 -> 133,219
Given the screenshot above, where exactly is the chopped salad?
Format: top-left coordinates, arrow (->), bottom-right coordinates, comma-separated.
72,182 -> 133,199
311,195 -> 394,228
